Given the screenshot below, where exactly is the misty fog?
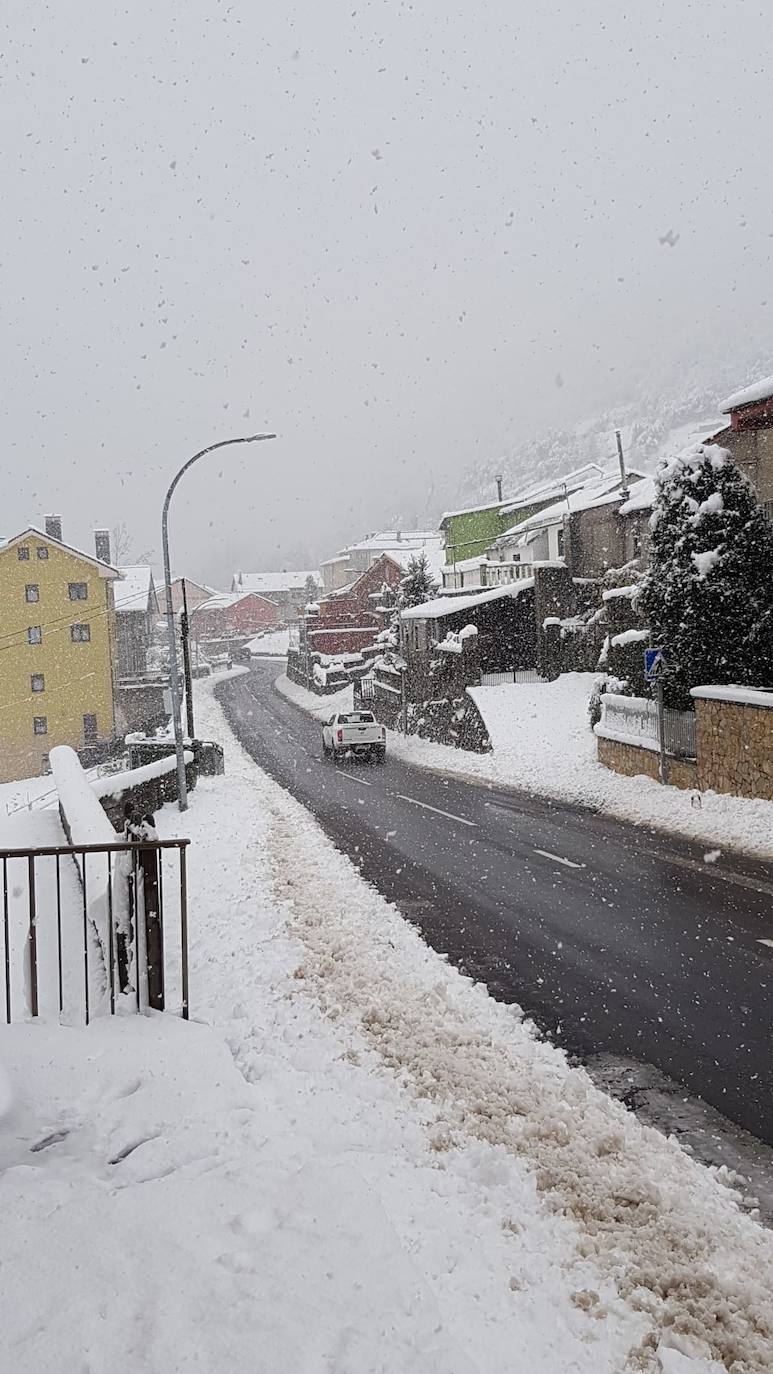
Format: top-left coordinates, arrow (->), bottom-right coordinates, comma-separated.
2,0 -> 770,584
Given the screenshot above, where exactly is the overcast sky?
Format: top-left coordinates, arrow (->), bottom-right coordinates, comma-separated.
2,1 -> 771,586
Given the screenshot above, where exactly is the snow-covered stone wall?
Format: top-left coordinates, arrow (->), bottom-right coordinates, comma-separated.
693,690 -> 773,800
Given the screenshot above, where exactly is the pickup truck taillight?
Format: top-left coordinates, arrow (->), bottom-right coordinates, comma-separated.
337,729 -> 344,743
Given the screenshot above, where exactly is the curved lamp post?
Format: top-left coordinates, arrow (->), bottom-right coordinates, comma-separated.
162,433 -> 277,810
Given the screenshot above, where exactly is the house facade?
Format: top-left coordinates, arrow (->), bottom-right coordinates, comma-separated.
401,582 -> 537,674
0,519 -> 120,782
320,532 -> 443,597
114,565 -> 160,678
191,591 -> 280,641
231,569 -> 321,620
304,552 -> 403,656
710,375 -> 773,515
440,465 -> 609,590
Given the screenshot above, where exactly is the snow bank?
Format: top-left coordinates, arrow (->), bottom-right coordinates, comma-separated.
49,745 -> 115,845
90,751 -> 192,800
245,626 -> 291,657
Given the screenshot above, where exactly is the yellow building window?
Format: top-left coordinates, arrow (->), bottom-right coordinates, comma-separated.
25,584 -> 39,603
31,673 -> 45,693
70,623 -> 91,643
33,716 -> 47,735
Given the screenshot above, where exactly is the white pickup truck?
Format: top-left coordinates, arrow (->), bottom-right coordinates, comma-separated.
322,710 -> 386,764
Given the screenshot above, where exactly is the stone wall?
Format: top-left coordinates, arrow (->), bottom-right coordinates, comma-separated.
596,736 -> 697,790
694,694 -> 773,800
598,689 -> 773,800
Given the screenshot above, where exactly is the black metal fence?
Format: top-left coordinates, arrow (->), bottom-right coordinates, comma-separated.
1,839 -> 189,1025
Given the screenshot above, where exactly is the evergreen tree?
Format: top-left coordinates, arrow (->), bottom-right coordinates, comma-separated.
398,553 -> 439,608
304,574 -> 319,604
639,443 -> 773,707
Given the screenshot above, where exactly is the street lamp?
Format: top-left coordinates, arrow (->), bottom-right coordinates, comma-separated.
161,433 -> 277,810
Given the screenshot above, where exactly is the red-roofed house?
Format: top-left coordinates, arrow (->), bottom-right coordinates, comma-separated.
191,591 -> 280,641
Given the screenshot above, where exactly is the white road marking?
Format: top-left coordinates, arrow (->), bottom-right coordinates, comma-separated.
757,938 -> 773,949
533,848 -> 585,870
652,850 -> 773,899
394,793 -> 477,828
338,772 -> 373,788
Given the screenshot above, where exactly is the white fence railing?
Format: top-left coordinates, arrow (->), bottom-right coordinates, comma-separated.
597,693 -> 697,760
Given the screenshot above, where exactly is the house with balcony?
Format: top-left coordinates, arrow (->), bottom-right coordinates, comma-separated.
486,466 -> 649,584
440,464 -> 618,591
0,516 -> 121,781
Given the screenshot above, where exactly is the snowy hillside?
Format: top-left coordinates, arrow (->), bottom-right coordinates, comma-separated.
451,350 -> 773,512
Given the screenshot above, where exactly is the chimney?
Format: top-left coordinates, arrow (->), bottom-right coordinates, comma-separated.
44,514 -> 63,542
495,475 -> 503,503
94,529 -> 112,564
614,430 -> 629,500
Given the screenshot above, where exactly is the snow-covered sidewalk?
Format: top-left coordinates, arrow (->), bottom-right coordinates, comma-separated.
2,673 -> 773,1372
277,670 -> 773,861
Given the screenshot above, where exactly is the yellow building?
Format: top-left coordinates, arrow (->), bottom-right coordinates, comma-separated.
0,524 -> 120,783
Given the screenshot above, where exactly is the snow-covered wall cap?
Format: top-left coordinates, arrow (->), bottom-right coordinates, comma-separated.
719,375 -> 773,413
691,685 -> 773,709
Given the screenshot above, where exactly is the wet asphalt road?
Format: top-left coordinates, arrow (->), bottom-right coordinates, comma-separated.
217,662 -> 773,1146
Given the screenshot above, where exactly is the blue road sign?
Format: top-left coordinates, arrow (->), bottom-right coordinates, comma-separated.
644,647 -> 667,681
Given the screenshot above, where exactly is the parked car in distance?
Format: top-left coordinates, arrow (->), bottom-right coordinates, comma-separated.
322,711 -> 386,763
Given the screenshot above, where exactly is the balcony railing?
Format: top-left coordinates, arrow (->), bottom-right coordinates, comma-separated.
1,838 -> 189,1025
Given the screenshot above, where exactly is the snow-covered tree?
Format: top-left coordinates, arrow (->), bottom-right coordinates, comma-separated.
304,574 -> 319,603
398,553 -> 438,609
639,443 -> 773,707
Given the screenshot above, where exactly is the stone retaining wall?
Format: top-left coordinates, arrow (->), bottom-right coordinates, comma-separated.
694,695 -> 773,800
598,688 -> 773,800
596,737 -> 698,790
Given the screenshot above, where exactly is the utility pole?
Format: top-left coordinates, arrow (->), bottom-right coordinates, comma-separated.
180,578 -> 195,740
161,433 -> 276,809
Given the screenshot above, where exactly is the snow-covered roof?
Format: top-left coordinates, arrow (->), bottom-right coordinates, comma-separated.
439,499 -> 509,526
401,579 -> 534,622
0,527 -> 121,578
342,531 -> 445,576
114,565 -> 155,613
195,590 -> 278,612
618,476 -> 656,516
500,463 -> 607,516
234,570 -> 320,595
497,468 -> 648,540
720,375 -> 773,413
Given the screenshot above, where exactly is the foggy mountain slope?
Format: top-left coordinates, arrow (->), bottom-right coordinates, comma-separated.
449,349 -> 773,514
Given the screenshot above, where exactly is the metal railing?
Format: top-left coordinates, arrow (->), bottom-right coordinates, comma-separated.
598,694 -> 697,760
480,669 -> 547,686
0,839 -> 189,1025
